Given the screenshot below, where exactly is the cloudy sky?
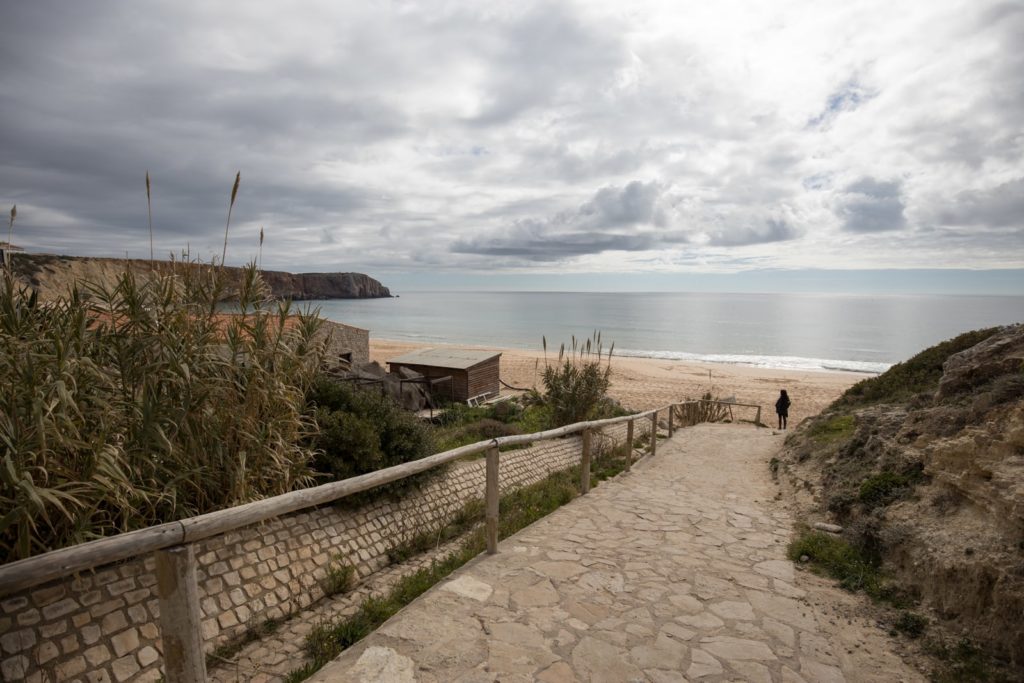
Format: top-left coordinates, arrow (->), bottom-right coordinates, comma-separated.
2,0 -> 1022,293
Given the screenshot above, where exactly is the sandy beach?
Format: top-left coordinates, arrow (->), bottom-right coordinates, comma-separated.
370,339 -> 863,428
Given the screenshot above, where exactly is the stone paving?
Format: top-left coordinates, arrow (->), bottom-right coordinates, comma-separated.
309,424 -> 925,683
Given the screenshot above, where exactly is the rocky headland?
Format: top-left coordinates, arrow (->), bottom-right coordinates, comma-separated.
10,253 -> 391,301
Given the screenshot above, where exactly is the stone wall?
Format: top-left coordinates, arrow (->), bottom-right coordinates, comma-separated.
316,320 -> 369,367
0,421 -> 649,682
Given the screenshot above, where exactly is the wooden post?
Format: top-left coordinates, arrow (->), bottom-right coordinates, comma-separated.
668,404 -> 674,437
650,411 -> 658,456
580,428 -> 592,494
155,545 -> 207,683
756,406 -> 762,427
625,419 -> 634,471
486,446 -> 499,555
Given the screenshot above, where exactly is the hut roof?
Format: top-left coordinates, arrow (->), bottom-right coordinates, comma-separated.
387,348 -> 500,370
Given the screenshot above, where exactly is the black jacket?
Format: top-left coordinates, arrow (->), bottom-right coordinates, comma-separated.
775,396 -> 790,415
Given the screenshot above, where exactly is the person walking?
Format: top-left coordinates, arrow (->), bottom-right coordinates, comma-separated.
775,389 -> 790,430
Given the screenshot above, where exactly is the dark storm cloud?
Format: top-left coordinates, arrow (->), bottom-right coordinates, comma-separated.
938,177 -> 1024,228
577,181 -> 666,228
451,226 -> 661,261
451,180 -> 677,259
838,178 -> 907,233
706,219 -> 797,247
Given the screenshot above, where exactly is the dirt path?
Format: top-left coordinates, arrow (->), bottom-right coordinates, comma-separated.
310,424 -> 924,682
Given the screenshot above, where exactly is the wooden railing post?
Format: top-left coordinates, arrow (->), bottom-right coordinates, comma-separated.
580,428 -> 592,494
668,404 -> 674,437
486,446 -> 499,554
625,419 -> 634,471
756,406 -> 762,426
155,545 -> 207,683
650,410 -> 658,456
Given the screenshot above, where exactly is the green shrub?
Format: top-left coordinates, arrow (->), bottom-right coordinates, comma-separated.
788,531 -> 882,595
929,639 -> 998,683
894,611 -> 927,638
834,327 -> 1001,408
588,444 -> 633,485
0,262 -> 324,560
513,402 -> 554,434
858,470 -> 920,507
432,418 -> 523,453
307,378 -> 434,483
541,333 -> 613,427
322,556 -> 356,596
437,399 -> 524,426
808,414 -> 856,443
433,403 -> 493,427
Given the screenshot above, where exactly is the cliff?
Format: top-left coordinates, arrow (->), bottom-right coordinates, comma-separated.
258,270 -> 391,300
776,324 -> 1024,675
10,253 -> 391,301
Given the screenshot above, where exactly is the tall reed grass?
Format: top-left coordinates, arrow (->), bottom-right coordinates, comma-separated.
540,331 -> 614,426
0,260 -> 325,560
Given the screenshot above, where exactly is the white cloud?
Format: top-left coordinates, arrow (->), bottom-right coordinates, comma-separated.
0,0 -> 1020,275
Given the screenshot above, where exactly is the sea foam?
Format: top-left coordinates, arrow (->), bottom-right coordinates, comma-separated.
614,348 -> 889,374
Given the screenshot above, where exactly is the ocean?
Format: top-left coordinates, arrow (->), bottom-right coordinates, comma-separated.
306,292 -> 1024,374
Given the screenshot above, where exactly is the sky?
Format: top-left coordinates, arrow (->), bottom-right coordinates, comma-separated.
1,0 -> 1023,294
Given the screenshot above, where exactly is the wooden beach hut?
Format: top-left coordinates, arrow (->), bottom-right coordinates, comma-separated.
387,348 -> 501,404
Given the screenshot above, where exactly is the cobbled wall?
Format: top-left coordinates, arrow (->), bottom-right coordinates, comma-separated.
0,421 -> 647,682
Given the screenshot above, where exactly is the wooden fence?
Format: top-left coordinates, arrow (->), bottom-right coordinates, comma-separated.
0,399 -> 760,682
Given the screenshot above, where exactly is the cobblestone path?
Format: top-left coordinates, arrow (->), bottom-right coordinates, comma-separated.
310,424 -> 925,682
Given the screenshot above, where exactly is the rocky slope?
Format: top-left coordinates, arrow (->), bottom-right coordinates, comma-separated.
776,325 -> 1024,673
10,253 -> 391,301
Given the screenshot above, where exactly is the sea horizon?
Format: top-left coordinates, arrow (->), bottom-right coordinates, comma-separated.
307,291 -> 1024,375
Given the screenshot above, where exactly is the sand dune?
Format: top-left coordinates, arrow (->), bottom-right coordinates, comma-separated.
370,339 -> 861,428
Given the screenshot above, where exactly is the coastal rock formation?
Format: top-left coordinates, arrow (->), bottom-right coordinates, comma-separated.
10,253 -> 391,301
777,324 -> 1024,672
259,270 -> 391,300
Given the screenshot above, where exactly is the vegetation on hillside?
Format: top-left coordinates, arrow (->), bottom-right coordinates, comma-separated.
832,327 -> 1001,408
782,325 -> 1024,681
789,326 -> 1010,521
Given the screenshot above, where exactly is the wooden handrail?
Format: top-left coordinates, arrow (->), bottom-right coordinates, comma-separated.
697,398 -> 763,425
0,402 -> 685,596
700,399 -> 762,410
